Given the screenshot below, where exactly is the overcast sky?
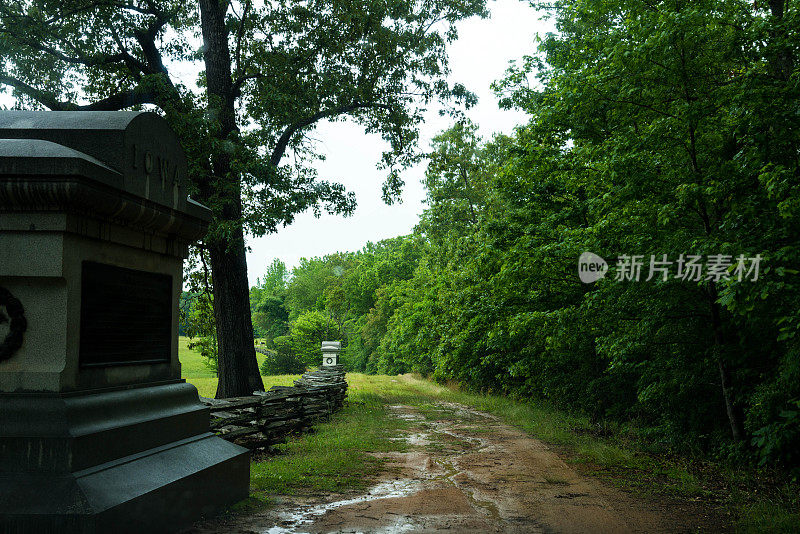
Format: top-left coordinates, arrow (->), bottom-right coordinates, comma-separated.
0,0 -> 554,286
246,0 -> 553,284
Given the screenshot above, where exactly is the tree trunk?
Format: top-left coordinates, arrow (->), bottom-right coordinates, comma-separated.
209,229 -> 264,397
199,0 -> 264,397
708,282 -> 745,441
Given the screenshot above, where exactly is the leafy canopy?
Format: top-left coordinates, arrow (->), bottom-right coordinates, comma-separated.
0,0 -> 488,235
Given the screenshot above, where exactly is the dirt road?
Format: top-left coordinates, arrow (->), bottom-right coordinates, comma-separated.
194,401 -> 709,533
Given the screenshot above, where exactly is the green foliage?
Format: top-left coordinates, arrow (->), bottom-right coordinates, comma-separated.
261,310 -> 341,374
249,0 -> 800,477
179,290 -> 218,376
395,0 -> 799,471
259,346 -> 306,376
286,256 -> 350,318
181,250 -> 219,375
751,399 -> 800,479
250,259 -> 289,310
249,237 -> 426,372
251,259 -> 291,343
253,296 -> 290,345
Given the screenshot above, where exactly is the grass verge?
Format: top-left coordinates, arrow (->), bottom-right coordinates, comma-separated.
250,393 -> 409,496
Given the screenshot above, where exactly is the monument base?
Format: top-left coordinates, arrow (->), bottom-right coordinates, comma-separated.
0,382 -> 250,534
0,434 -> 248,534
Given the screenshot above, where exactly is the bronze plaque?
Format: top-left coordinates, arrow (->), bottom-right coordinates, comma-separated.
79,262 -> 172,367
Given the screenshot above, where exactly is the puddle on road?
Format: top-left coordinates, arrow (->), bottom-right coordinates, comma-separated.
439,428 -> 490,449
263,479 -> 422,534
405,432 -> 430,446
387,405 -> 425,423
262,404 -> 497,534
436,402 -> 501,422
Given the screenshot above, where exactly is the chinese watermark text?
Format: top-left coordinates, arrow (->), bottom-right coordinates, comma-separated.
578,253 -> 762,284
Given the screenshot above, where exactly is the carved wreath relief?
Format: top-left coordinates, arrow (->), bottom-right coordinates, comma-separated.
0,286 -> 26,361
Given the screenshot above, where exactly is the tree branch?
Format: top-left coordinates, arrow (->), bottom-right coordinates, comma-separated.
13,37 -> 146,72
133,3 -> 175,78
40,1 -> 154,24
79,87 -> 159,110
270,101 -> 393,166
232,0 -> 253,88
0,74 -> 157,111
232,72 -> 263,94
109,25 -> 146,81
0,75 -> 68,110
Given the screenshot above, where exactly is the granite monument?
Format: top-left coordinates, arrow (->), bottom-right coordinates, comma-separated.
321,341 -> 341,366
0,111 -> 249,533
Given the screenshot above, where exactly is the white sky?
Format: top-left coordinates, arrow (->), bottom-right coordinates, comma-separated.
0,0 -> 554,286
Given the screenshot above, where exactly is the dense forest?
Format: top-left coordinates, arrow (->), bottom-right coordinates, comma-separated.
182,0 -> 800,475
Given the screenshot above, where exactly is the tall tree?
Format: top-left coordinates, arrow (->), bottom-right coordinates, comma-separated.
0,0 -> 486,396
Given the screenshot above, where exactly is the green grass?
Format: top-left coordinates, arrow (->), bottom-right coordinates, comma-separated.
178,336 -> 217,379
178,336 -> 296,398
736,501 -> 800,533
248,374 -> 448,497
250,394 -> 409,495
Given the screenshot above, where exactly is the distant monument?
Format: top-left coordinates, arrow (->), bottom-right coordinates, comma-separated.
321,341 -> 341,366
0,111 -> 249,533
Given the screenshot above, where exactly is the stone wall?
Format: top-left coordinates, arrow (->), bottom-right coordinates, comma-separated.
200,365 -> 347,450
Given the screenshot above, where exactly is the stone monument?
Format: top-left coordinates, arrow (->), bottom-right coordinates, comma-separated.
0,111 -> 249,533
321,341 -> 341,366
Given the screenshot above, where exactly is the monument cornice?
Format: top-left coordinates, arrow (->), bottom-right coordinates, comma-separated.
0,139 -> 209,242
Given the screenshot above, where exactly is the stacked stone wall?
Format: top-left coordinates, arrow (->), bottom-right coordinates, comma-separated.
200,365 -> 347,450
